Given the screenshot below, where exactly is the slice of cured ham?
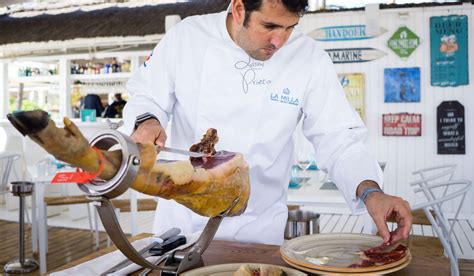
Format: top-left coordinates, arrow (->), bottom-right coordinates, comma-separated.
7,110 -> 249,217
348,243 -> 408,268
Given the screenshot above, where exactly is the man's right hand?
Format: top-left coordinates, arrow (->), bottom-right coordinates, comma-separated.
131,119 -> 167,147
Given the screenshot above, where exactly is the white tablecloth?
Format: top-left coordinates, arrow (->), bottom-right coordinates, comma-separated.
51,234 -> 198,275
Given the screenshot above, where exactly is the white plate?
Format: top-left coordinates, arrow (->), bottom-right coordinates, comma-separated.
282,252 -> 412,275
181,263 -> 307,276
280,233 -> 410,273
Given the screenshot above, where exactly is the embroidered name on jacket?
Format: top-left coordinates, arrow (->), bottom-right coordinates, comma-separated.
271,88 -> 299,106
234,56 -> 272,94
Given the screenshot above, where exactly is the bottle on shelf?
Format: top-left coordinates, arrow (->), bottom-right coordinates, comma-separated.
70,59 -> 131,75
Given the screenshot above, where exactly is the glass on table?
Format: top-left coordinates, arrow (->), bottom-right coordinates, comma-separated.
320,171 -> 338,190
293,151 -> 315,187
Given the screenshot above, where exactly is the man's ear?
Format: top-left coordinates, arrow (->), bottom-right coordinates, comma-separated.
231,0 -> 246,26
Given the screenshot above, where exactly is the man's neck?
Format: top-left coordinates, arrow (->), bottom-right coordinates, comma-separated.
226,13 -> 236,43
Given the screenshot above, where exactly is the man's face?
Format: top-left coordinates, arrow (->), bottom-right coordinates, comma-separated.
234,0 -> 300,61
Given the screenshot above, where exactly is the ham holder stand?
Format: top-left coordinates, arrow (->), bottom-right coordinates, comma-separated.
78,129 -> 240,275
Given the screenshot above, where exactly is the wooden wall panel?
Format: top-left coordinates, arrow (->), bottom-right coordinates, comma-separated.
299,4 -> 474,217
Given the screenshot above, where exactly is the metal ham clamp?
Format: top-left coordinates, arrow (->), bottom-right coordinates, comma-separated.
79,129 -> 240,275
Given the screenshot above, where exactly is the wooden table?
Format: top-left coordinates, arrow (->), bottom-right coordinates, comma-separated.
54,233 -> 451,275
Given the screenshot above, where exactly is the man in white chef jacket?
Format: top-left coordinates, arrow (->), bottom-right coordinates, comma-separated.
123,0 -> 412,246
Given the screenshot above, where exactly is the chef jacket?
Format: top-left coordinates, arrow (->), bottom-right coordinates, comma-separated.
122,8 -> 383,245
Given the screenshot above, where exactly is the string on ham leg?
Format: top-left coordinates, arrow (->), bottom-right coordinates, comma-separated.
7,110 -> 250,217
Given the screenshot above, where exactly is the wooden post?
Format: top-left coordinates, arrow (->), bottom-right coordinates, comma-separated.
59,58 -> 72,118
16,83 -> 24,111
130,56 -> 140,72
0,63 -> 8,117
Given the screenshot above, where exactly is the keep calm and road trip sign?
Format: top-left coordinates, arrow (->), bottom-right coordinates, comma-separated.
387,26 -> 420,59
308,25 -> 387,41
383,113 -> 422,136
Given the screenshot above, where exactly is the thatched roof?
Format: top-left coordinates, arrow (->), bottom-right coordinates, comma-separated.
0,0 -> 230,46
309,2 -> 472,14
0,1 -> 470,46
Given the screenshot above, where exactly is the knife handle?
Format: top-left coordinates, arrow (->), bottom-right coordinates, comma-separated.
148,235 -> 187,256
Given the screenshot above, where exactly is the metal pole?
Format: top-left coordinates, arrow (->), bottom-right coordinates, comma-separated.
4,181 -> 38,274
19,195 -> 25,266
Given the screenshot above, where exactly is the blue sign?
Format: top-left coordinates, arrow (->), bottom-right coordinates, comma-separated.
384,67 -> 420,103
80,109 -> 97,122
308,25 -> 387,41
430,15 -> 469,87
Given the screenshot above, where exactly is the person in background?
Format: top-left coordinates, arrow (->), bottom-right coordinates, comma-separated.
104,93 -> 127,118
83,93 -> 104,118
123,0 -> 412,245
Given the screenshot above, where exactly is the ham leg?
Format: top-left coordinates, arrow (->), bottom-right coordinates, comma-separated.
7,110 -> 249,217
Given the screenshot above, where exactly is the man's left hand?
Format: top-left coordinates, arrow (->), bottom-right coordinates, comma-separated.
364,192 -> 413,244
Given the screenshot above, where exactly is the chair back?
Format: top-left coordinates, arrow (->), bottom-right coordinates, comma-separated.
411,179 -> 472,276
0,153 -> 21,193
411,179 -> 471,239
411,164 -> 457,209
412,164 -> 456,184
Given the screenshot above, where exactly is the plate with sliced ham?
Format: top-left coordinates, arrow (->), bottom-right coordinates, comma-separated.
280,233 -> 411,274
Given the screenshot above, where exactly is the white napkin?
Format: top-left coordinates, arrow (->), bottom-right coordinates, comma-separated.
51,234 -> 198,275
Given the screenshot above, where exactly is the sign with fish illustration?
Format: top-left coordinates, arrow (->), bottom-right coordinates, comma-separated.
326,48 -> 386,63
430,15 -> 469,87
384,67 -> 420,103
309,25 -> 387,41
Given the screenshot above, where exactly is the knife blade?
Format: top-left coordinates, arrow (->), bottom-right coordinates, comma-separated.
101,227 -> 180,275
156,146 -> 210,158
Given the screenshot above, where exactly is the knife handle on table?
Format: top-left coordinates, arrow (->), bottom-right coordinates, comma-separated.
148,235 -> 187,256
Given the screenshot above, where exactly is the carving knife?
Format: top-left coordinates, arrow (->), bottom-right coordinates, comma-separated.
156,146 -> 210,158
101,227 -> 180,275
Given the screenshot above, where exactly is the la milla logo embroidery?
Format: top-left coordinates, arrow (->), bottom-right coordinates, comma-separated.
270,88 -> 299,106
143,51 -> 153,67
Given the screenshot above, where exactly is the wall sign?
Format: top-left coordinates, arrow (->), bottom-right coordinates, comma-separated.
430,15 -> 469,87
387,26 -> 420,59
384,67 -> 420,103
437,101 -> 465,154
382,113 -> 422,136
308,25 -> 387,41
338,73 -> 365,121
326,48 -> 386,63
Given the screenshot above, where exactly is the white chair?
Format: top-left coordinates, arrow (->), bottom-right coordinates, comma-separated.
411,164 -> 457,211
410,179 -> 472,276
0,153 -> 25,220
26,155 -> 94,274
412,164 -> 457,184
32,157 -> 95,240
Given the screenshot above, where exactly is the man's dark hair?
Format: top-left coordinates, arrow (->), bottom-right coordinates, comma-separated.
242,0 -> 308,27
